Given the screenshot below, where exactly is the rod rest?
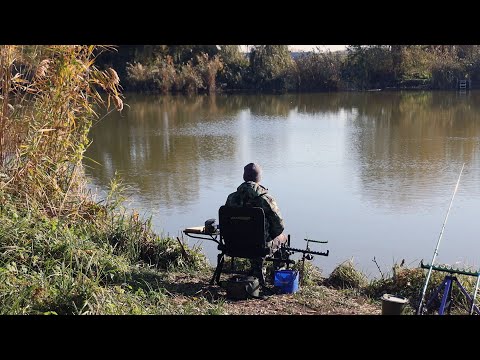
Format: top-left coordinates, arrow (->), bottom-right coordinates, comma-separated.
283,246 -> 329,257
420,260 -> 479,277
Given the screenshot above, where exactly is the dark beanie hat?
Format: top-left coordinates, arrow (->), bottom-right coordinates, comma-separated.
243,162 -> 262,182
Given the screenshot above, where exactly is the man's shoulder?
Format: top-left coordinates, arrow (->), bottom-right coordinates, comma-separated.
225,191 -> 240,206
259,191 -> 275,203
226,189 -> 237,197
258,193 -> 279,212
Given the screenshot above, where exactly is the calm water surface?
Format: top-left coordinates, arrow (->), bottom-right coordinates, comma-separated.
85,91 -> 480,278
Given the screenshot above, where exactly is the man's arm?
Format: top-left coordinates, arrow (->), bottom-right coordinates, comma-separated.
262,194 -> 285,239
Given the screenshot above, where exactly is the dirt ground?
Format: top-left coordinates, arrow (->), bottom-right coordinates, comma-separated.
164,272 -> 383,315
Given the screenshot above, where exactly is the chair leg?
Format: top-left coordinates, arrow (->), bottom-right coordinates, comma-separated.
250,257 -> 266,286
259,271 -> 266,287
210,253 -> 225,285
215,255 -> 225,284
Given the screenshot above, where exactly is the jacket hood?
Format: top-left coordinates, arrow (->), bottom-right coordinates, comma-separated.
236,181 -> 268,197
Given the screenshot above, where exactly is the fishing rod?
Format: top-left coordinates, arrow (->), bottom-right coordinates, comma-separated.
417,163 -> 465,315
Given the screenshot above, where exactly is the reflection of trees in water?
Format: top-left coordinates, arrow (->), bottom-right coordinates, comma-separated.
120,93 -> 362,120
86,94 -> 239,208
86,93 -> 317,208
245,94 -> 296,117
86,91 -> 480,211
295,92 -> 358,115
122,93 -> 230,122
346,91 -> 480,209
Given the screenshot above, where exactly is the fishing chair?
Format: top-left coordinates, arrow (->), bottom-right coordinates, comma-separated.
210,205 -> 292,286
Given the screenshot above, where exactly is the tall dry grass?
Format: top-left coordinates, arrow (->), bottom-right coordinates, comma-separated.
195,53 -> 223,93
0,45 -> 123,218
126,52 -> 223,94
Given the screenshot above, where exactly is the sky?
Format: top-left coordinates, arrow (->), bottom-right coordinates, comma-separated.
239,45 -> 347,52
289,45 -> 347,52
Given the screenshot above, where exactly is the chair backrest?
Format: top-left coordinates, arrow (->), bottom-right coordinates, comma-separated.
218,205 -> 269,258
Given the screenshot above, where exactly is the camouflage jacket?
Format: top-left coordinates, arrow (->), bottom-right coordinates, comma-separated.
225,181 -> 285,242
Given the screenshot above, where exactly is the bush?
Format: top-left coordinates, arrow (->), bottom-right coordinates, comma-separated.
327,259 -> 368,289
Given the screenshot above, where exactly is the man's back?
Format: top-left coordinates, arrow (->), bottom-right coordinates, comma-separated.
225,181 -> 284,242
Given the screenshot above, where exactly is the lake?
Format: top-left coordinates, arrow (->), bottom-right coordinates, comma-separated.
85,91 -> 480,278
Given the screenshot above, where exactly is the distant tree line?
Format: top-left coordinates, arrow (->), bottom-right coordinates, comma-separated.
95,45 -> 480,93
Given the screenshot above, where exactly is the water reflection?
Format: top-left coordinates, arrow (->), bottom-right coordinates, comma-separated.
85,91 -> 480,277
346,91 -> 480,211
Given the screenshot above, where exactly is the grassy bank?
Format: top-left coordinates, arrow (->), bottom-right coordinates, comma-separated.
3,198 -> 478,316
0,195 -> 229,314
2,190 -> 478,315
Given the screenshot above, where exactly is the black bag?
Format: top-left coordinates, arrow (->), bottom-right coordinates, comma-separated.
223,275 -> 260,300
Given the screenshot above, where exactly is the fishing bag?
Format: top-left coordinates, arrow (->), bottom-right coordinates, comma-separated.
223,275 -> 260,300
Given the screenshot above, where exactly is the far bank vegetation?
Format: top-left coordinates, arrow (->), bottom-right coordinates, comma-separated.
97,45 -> 480,94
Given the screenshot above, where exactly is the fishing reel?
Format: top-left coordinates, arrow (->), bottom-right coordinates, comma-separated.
204,218 -> 217,234
275,246 -> 294,260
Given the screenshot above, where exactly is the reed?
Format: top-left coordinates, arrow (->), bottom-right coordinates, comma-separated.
0,45 -> 123,217
195,53 -> 223,93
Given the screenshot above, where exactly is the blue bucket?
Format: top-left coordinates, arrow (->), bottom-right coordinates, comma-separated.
274,270 -> 299,294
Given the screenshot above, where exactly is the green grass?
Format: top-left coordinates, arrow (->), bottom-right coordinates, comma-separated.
0,189 -> 214,314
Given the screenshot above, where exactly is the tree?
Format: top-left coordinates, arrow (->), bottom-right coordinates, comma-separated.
217,45 -> 248,89
344,45 -> 395,89
248,45 -> 297,92
295,49 -> 343,91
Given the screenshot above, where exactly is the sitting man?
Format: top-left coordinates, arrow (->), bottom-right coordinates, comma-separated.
225,162 -> 288,281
